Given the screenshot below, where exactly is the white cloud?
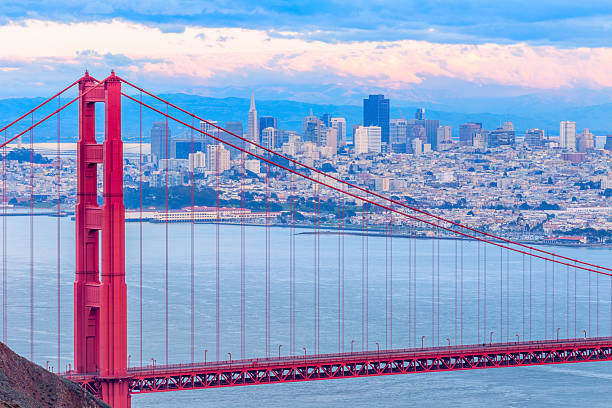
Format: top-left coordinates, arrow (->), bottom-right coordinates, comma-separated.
1,19 -> 612,90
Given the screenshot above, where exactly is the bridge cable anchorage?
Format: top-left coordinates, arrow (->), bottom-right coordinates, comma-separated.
120,90 -> 610,276
117,76 -> 612,274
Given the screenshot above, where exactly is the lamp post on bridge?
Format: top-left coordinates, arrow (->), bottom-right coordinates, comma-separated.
278,344 -> 282,359
205,349 -> 208,364
421,336 -> 426,349
351,340 -> 355,353
515,334 -> 519,344
490,331 -> 494,345
128,354 -> 131,368
583,330 -> 587,341
228,352 -> 232,368
446,338 -> 451,349
557,328 -> 561,341
303,347 -> 307,362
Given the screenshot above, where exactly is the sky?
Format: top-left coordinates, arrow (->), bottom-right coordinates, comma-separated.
0,1 -> 611,108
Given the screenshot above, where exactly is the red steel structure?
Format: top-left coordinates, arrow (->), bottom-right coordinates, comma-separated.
74,72 -> 129,407
1,71 -> 612,408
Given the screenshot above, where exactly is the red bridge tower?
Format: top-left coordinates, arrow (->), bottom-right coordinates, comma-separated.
74,72 -> 129,407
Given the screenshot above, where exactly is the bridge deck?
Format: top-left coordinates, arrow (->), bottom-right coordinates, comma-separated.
64,337 -> 612,396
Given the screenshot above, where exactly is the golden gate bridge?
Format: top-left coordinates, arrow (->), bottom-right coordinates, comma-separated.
0,71 -> 611,407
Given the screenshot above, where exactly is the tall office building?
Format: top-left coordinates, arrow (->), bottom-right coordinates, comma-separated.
459,122 -> 482,146
576,128 -> 595,152
320,113 -> 332,127
151,122 -> 171,163
415,108 -> 425,120
247,92 -> 258,145
223,121 -> 244,158
605,135 -> 612,152
363,95 -> 390,144
206,144 -> 231,174
390,119 -> 409,152
303,110 -> 326,145
560,121 -> 576,151
525,129 -> 545,148
261,127 -> 281,149
354,126 -> 382,155
259,116 -> 277,138
330,117 -> 346,146
436,125 -> 452,150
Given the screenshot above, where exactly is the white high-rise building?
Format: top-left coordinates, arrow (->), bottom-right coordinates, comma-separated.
560,121 -> 576,151
330,117 -> 346,146
354,126 -> 381,155
206,144 -> 231,174
247,92 -> 258,146
188,151 -> 206,172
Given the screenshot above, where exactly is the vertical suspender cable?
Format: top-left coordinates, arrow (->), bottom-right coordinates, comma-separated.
484,242 -> 487,342
506,249 -> 509,341
477,241 -> 480,343
1,130 -> 5,344
265,153 -> 270,358
436,227 -> 440,346
361,201 -> 365,351
365,195 -> 369,350
407,223 -> 412,346
56,96 -> 61,370
455,231 -> 458,344
431,227 -> 435,346
522,253 -> 525,341
596,266 -> 599,337
389,209 -> 393,349
530,254 -> 532,340
216,126 -> 221,361
139,93 -> 143,366
338,192 -> 342,353
500,246 -> 503,341
165,105 -> 169,364
413,222 -> 417,347
545,261 -> 548,338
460,232 -> 463,345
385,210 -> 388,349
190,116 -> 195,363
289,164 -> 295,355
30,113 -> 34,361
588,261 -> 591,337
241,136 -> 246,359
553,257 -> 556,339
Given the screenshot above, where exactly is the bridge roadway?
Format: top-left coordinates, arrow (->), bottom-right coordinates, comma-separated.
65,337 -> 612,397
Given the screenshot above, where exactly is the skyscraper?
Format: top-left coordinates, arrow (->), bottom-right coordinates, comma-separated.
525,128 -> 545,148
151,122 -> 171,163
459,122 -> 482,146
224,121 -> 244,158
390,119 -> 408,152
303,110 -> 326,145
415,108 -> 425,120
560,121 -> 576,151
247,92 -> 258,146
354,126 -> 381,155
363,95 -> 389,145
330,117 -> 346,146
259,116 -> 277,138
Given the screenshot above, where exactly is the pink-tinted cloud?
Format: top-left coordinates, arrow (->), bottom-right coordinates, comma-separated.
1,19 -> 612,90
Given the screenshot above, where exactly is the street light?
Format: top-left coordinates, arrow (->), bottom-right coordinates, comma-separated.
556,328 -> 561,341
446,338 -> 451,348
583,330 -> 587,340
151,358 -> 156,368
278,344 -> 283,359
421,336 -> 426,349
228,352 -> 232,367
128,355 -> 131,368
205,349 -> 208,364
515,334 -> 519,344
351,340 -> 355,353
303,347 -> 307,360
490,331 -> 494,345
376,342 -> 380,353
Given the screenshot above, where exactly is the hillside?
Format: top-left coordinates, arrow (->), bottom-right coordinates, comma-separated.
0,342 -> 109,408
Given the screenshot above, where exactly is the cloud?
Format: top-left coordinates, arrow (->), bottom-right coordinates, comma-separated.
1,18 -> 612,96
1,1 -> 611,45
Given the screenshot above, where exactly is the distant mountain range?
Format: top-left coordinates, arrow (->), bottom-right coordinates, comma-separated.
1,93 -> 610,143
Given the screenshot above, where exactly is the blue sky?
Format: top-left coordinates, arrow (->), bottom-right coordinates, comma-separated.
0,1 -> 611,107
